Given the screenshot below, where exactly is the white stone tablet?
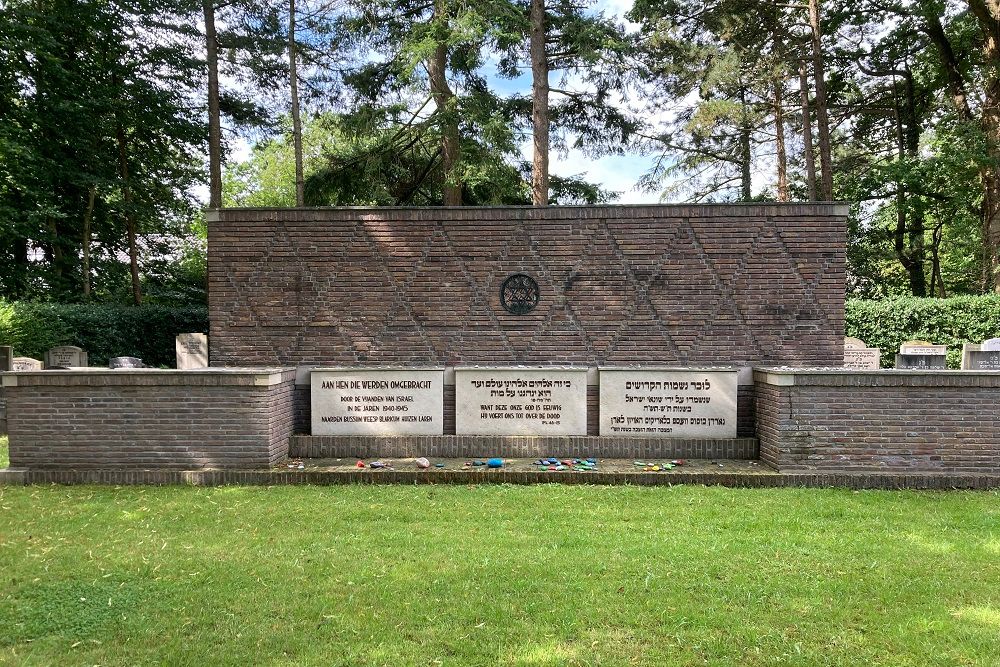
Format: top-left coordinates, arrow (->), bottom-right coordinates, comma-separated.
599,368 -> 738,438
454,367 -> 588,436
311,368 -> 444,436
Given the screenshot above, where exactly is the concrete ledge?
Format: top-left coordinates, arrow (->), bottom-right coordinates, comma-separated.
755,367 -> 1000,387
2,466 -> 997,490
289,435 -> 760,460
1,367 -> 293,388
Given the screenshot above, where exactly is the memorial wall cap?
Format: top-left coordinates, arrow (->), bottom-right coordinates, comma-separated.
983,338 -> 1000,351
844,337 -> 867,349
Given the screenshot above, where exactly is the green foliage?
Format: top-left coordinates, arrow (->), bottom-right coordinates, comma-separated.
0,301 -> 208,367
846,295 -> 1000,368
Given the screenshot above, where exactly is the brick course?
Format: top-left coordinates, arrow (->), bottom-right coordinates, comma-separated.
209,204 -> 848,433
3,369 -> 295,469
755,369 -> 1000,473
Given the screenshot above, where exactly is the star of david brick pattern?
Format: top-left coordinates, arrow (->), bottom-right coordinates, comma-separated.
208,204 -> 847,369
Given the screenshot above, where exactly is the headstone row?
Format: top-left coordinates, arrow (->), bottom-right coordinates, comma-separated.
311,367 -> 738,438
844,337 -> 1000,370
0,333 -> 207,371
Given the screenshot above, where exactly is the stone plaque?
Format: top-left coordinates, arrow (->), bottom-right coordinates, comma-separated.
599,368 -> 737,438
844,347 -> 881,370
895,353 -> 946,370
982,338 -> 1000,352
844,337 -> 867,349
176,333 -> 208,369
109,356 -> 145,369
11,357 -> 42,371
899,340 -> 947,355
0,346 -> 11,372
44,345 -> 87,368
967,351 -> 1000,370
455,367 -> 587,436
311,368 -> 444,436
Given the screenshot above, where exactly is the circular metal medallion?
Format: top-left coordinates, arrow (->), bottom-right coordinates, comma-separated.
500,274 -> 540,315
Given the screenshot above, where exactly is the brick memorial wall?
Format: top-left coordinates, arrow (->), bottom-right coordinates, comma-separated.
3,369 -> 295,469
208,204 -> 849,434
755,369 -> 1000,474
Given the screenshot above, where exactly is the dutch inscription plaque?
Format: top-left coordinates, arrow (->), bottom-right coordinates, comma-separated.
455,367 -> 587,436
44,345 -> 87,368
600,369 -> 737,438
311,368 -> 444,436
176,333 -> 208,369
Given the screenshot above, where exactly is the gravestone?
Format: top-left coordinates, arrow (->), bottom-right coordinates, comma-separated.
0,346 -> 12,372
175,333 -> 208,369
311,368 -> 444,436
599,368 -> 737,438
962,338 -> 1000,370
455,367 -> 587,436
11,357 -> 43,371
843,337 -> 880,370
899,340 -> 947,355
896,340 -> 947,369
109,356 -> 145,369
44,345 -> 87,368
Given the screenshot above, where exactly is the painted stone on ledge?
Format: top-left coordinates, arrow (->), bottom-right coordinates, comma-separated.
599,368 -> 738,438
311,368 -> 444,436
454,367 -> 588,436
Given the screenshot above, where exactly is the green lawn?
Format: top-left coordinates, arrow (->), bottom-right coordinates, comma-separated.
0,482 -> 998,666
0,435 -> 7,468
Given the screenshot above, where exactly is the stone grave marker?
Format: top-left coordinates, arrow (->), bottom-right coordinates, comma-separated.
176,333 -> 208,369
44,345 -> 87,368
0,346 -> 12,372
455,367 -> 588,436
962,337 -> 1000,370
599,368 -> 738,438
895,341 -> 947,369
109,356 -> 145,369
11,357 -> 43,371
311,368 -> 444,436
844,337 -> 880,370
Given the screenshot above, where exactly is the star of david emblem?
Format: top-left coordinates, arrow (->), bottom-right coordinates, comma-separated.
500,274 -> 540,315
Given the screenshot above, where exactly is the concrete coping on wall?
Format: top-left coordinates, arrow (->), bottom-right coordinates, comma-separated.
754,367 -> 1000,387
207,202 -> 851,222
1,367 -> 295,388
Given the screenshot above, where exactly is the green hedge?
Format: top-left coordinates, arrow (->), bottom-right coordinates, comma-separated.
0,302 -> 208,368
846,296 -> 1000,368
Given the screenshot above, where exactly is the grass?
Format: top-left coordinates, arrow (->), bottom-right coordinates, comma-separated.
0,483 -> 998,666
0,436 -> 6,468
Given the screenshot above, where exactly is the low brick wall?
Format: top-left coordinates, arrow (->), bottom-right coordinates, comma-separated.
288,435 -> 759,460
2,368 -> 295,469
755,369 -> 1000,473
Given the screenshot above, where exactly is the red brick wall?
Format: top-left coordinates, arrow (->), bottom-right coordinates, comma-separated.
209,204 -> 847,435
755,370 -> 1000,473
4,369 -> 295,469
208,204 -> 848,367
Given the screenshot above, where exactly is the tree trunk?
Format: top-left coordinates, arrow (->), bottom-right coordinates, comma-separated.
774,78 -> 789,202
428,0 -> 461,206
289,0 -> 304,207
891,75 -> 926,297
530,0 -> 549,206
204,0 -> 223,209
82,184 -> 95,299
117,126 -> 142,305
967,0 -> 1000,291
808,0 -> 834,201
799,59 -> 817,201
